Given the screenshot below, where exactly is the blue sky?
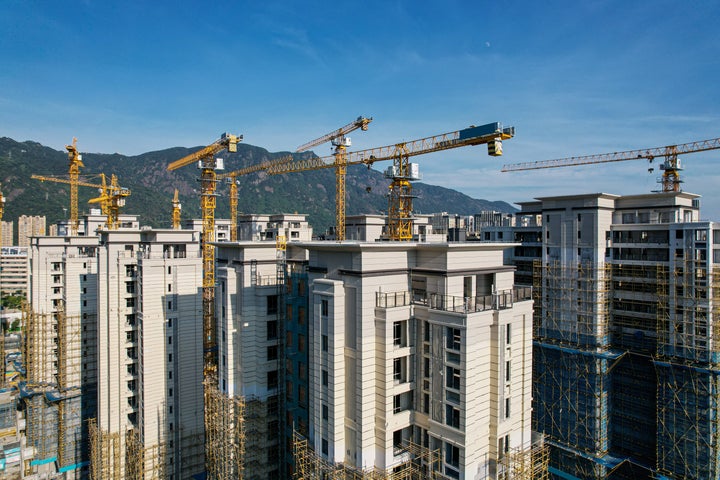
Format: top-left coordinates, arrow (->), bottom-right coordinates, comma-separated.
2,1 -> 719,218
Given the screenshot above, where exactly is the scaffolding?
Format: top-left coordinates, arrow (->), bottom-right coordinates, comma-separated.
125,428 -> 167,480
653,264 -> 720,479
89,417 -> 121,480
204,380 -> 246,480
499,440 -> 550,480
292,430 -> 442,479
533,260 -> 612,348
532,260 -> 621,478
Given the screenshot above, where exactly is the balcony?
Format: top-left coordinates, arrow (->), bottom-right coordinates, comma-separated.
428,287 -> 532,314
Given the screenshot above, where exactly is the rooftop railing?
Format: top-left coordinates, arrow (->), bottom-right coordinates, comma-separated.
376,286 -> 532,313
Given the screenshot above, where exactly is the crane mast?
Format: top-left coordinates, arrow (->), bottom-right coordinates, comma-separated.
501,137 -> 720,193
294,117 -> 372,241
269,122 -> 514,240
65,138 -> 85,236
167,133 -> 241,377
172,189 -> 182,230
218,154 -> 292,242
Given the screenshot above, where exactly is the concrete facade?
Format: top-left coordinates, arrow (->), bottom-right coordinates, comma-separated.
483,191 -> 720,479
96,228 -> 204,479
0,246 -> 28,296
302,241 -> 535,479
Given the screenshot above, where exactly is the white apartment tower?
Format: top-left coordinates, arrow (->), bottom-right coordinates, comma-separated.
94,228 -> 204,479
27,234 -> 99,477
301,242 -> 538,479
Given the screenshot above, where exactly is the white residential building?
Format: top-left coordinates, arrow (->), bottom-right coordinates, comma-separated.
95,228 -> 204,479
302,241 -> 536,479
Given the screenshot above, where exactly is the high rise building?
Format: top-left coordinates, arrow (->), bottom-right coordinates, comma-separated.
482,191 -> 720,479
1,220 -> 13,247
214,234 -> 546,478
26,234 -> 99,477
93,228 -> 204,478
18,215 -> 46,247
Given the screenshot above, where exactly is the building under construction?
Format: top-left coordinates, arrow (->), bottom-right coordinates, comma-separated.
212,211 -> 548,479
483,191 -> 720,479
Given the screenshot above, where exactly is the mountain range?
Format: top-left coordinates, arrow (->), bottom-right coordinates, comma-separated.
0,137 -> 516,235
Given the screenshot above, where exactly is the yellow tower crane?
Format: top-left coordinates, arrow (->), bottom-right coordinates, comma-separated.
0,189 -> 5,222
65,138 -> 85,236
267,121 -> 514,240
0,188 -> 4,388
501,137 -> 720,192
294,116 -> 372,241
31,174 -> 131,230
166,133 -> 241,376
172,189 -> 182,229
217,155 -> 293,241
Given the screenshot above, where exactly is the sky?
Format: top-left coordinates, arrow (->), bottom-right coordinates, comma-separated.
1,0 -> 719,218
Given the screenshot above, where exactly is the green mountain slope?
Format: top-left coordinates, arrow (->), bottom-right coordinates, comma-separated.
0,137 -> 516,234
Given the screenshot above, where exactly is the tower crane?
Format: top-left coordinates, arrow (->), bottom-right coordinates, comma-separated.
166,133 -> 242,376
0,189 -> 5,223
31,174 -> 130,230
266,121 -> 514,241
172,189 -> 182,230
65,138 -> 84,236
0,188 -> 5,388
217,154 -> 292,242
501,137 -> 720,192
293,116 -> 372,241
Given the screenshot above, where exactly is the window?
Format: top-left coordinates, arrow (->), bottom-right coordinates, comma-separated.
267,295 -> 278,315
299,362 -> 307,381
267,320 -> 278,340
168,336 -> 172,345
298,334 -> 306,353
445,443 -> 460,468
322,334 -> 328,352
393,358 -> 402,382
505,397 -> 511,418
505,360 -> 511,382
298,385 -> 306,405
267,345 -> 278,361
321,299 -> 329,317
322,369 -> 328,386
285,380 -> 293,400
167,300 -> 173,311
322,438 -> 328,455
168,266 -> 172,274
446,367 -> 460,390
506,324 -> 511,345
423,357 -> 430,378
393,321 -> 402,346
168,353 -> 172,362
445,405 -> 460,429
286,331 -> 293,348
267,370 -> 278,389
168,284 -> 172,292
446,327 -> 461,351
168,388 -> 173,397
322,404 -> 328,420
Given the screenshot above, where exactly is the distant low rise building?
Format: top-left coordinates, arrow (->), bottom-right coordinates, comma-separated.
0,246 -> 28,296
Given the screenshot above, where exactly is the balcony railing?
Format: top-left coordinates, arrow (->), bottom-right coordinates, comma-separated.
376,286 -> 532,312
376,291 -> 412,308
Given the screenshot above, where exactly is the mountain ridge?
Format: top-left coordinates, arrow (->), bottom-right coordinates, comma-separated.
0,137 -> 516,235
